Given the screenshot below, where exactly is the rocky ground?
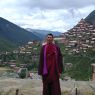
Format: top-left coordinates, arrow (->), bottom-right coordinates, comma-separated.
0,78 -> 95,95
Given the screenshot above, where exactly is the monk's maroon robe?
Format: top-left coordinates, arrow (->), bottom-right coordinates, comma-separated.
38,43 -> 63,95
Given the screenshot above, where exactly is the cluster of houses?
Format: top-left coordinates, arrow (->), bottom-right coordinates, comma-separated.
13,40 -> 40,54
0,41 -> 40,76
0,36 -> 65,70
62,19 -> 95,54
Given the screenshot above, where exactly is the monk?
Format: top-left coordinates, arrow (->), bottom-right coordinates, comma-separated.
38,33 -> 63,95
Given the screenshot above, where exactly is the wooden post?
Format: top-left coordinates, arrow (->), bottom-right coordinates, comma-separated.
91,64 -> 95,81
75,88 -> 77,95
15,89 -> 19,95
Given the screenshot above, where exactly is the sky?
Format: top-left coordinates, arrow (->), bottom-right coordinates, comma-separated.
0,0 -> 95,33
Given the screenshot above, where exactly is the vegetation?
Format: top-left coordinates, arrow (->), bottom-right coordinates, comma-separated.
0,42 -> 41,72
62,49 -> 95,80
18,68 -> 27,79
0,35 -> 16,52
55,43 -> 93,80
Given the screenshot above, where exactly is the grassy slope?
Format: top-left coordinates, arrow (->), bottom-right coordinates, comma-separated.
59,44 -> 94,80
0,35 -> 16,52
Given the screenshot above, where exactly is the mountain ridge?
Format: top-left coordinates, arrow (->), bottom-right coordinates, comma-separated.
85,10 -> 95,25
26,28 -> 62,38
0,17 -> 41,51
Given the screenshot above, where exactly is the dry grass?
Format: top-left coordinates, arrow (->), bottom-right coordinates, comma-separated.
0,67 -> 11,71
0,79 -> 95,95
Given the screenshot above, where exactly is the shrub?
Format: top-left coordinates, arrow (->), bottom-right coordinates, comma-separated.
19,68 -> 27,79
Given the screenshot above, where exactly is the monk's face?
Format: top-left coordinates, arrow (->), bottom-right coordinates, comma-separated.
46,35 -> 54,44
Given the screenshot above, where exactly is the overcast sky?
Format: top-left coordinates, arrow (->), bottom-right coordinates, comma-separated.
0,0 -> 95,32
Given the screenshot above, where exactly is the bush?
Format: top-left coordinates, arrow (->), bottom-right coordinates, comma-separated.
19,68 -> 27,79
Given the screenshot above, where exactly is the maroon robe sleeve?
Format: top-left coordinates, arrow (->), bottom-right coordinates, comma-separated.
38,45 -> 44,75
57,46 -> 63,73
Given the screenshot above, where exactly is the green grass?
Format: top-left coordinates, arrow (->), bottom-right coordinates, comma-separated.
63,53 -> 94,80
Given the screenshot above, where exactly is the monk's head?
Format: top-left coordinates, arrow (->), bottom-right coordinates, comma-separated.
46,33 -> 54,44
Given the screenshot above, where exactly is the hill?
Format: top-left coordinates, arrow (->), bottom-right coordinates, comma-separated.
0,35 -> 16,51
0,17 -> 41,51
62,10 -> 95,80
85,10 -> 95,25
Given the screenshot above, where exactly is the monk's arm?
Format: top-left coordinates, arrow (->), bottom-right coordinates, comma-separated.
38,46 -> 44,75
58,47 -> 63,73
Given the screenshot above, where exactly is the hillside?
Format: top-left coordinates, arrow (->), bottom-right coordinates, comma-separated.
0,17 -> 41,51
62,10 -> 95,80
0,35 -> 16,51
85,10 -> 95,25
